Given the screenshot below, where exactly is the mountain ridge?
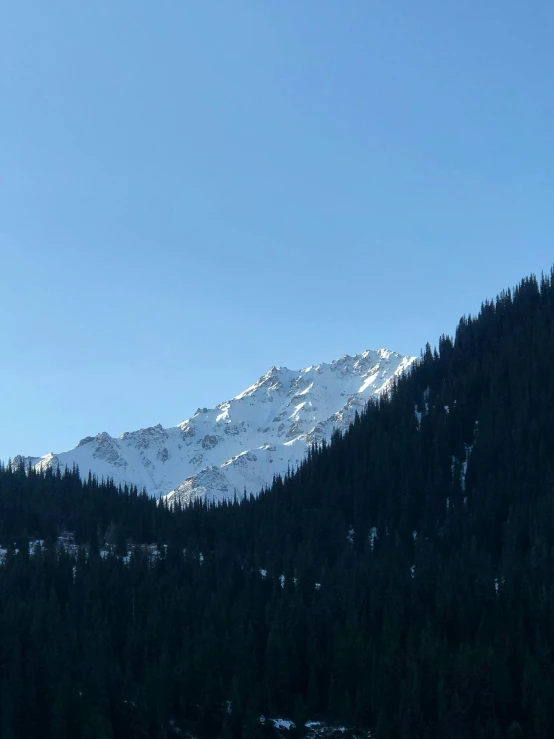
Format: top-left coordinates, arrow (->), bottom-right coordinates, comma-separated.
14,348 -> 416,502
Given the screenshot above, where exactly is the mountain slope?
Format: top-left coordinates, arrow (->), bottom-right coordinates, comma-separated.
4,272 -> 554,738
16,349 -> 416,502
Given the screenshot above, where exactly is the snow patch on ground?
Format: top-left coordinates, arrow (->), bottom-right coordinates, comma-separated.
272,718 -> 295,730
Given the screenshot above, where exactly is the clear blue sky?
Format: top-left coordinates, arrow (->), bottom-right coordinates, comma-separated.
1,0 -> 553,460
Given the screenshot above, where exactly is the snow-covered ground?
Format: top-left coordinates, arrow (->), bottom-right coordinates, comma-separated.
14,349 -> 416,504
259,716 -> 372,738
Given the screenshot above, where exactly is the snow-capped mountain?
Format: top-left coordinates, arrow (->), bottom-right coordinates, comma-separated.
15,349 -> 416,505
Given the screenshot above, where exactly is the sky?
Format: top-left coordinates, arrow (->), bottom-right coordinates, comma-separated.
1,0 -> 554,460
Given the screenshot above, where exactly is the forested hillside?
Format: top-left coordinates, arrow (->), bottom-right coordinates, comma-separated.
2,271 -> 554,738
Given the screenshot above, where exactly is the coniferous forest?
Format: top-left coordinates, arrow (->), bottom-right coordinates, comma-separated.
2,270 -> 554,738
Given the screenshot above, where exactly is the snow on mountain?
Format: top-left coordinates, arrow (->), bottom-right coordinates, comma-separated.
14,349 -> 416,505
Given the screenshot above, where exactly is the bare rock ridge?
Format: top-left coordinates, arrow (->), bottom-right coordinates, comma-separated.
14,349 -> 416,505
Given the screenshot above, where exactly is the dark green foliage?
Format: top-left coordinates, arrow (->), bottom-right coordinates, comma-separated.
2,269 -> 554,737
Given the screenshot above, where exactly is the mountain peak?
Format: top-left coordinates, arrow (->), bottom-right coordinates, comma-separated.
16,348 -> 417,503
